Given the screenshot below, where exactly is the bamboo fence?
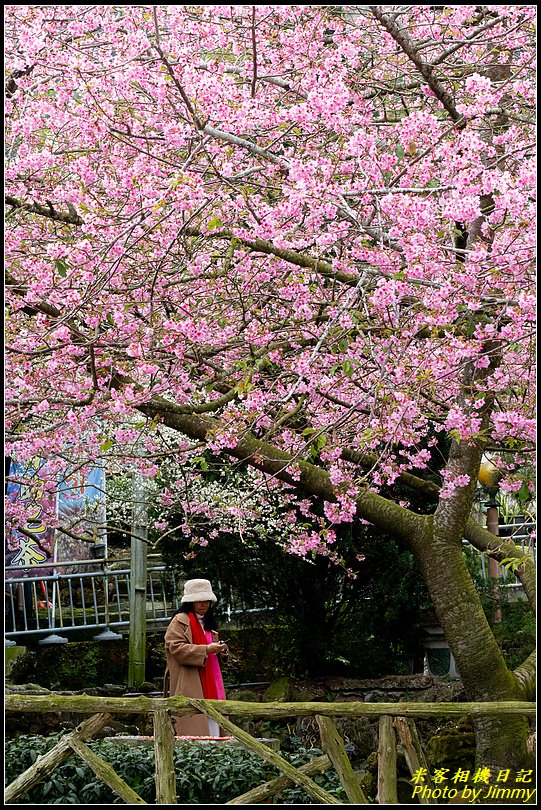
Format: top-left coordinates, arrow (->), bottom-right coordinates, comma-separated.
4,693 -> 535,805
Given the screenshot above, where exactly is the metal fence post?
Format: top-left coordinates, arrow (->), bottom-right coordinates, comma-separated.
128,473 -> 148,687
486,498 -> 502,624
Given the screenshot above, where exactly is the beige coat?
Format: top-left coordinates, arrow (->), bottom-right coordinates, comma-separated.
164,612 -> 227,736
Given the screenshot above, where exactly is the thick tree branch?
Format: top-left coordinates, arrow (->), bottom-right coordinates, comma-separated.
5,65 -> 34,98
464,517 -> 536,612
181,226 -> 361,285
132,393 -> 428,547
5,194 -> 84,225
432,339 -> 499,543
370,6 -> 464,125
340,447 -> 441,500
513,650 -> 536,701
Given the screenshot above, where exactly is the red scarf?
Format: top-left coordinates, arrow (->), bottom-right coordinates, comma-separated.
189,612 -> 219,700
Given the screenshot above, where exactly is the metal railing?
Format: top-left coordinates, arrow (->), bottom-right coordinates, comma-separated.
4,559 -> 269,644
5,519 -> 535,644
5,555 -> 181,643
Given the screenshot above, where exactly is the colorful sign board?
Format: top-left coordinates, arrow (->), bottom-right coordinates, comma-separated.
5,458 -> 107,577
56,464 -> 107,572
5,458 -> 56,578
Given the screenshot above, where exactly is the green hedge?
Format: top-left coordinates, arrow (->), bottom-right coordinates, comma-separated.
5,734 -> 347,804
491,601 -> 536,670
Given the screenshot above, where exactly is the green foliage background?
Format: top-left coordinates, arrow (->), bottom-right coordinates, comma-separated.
161,522 -> 431,678
4,735 -> 346,804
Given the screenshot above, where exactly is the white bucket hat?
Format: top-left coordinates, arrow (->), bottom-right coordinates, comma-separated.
182,578 -> 217,603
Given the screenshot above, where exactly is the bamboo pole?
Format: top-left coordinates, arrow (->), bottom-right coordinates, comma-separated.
4,712 -> 112,804
68,737 -> 147,804
153,709 -> 177,805
226,754 -> 332,804
393,717 -> 437,805
4,694 -> 536,718
316,715 -> 368,803
128,472 -> 147,688
189,698 -> 342,805
377,715 -> 398,805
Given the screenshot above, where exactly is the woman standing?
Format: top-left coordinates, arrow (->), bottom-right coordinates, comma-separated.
164,578 -> 229,736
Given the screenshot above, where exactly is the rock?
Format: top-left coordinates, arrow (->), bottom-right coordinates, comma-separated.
43,713 -> 61,728
139,681 -> 157,693
290,685 -> 317,702
426,719 -> 476,771
263,677 -> 292,702
334,716 -> 378,760
226,688 -> 261,702
358,768 -> 373,796
96,725 -> 118,738
418,679 -> 465,704
7,683 -> 50,693
99,684 -> 126,695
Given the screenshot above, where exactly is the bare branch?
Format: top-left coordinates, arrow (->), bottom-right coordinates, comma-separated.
251,6 -> 258,99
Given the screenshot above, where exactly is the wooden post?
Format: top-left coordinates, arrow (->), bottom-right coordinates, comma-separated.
189,698 -> 342,804
227,754 -> 331,804
128,472 -> 147,688
315,714 -> 368,803
68,737 -> 147,804
5,712 -> 112,804
393,717 -> 437,805
377,715 -> 398,804
153,709 -> 177,804
486,502 -> 503,624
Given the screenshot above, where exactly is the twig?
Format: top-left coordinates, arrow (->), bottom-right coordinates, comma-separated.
251,7 -> 258,98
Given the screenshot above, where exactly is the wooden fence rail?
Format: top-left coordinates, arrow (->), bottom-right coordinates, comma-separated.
4,694 -> 535,805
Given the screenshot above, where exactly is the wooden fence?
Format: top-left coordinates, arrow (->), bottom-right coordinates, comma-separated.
4,694 -> 535,805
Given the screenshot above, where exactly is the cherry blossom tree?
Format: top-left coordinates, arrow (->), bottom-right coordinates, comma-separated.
5,5 -> 535,778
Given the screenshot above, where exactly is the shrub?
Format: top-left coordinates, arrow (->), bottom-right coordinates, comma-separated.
5,734 -> 346,804
491,600 -> 536,670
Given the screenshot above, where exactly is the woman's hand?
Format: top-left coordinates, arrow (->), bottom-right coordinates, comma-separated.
206,642 -> 225,655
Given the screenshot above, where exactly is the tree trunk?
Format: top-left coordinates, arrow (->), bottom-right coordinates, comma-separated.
412,529 -> 534,779
138,402 -> 535,781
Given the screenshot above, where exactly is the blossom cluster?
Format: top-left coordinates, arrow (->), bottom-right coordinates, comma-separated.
4,5 -> 535,553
